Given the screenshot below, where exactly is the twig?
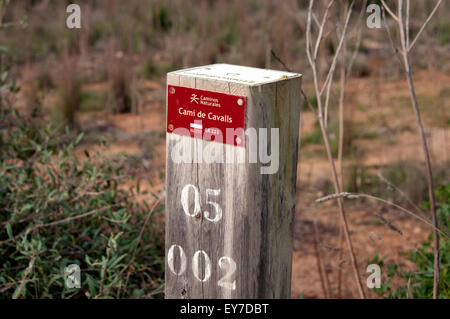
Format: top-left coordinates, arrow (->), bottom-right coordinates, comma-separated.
301,89 -> 319,116
381,8 -> 406,74
336,0 -> 349,298
380,0 -> 399,22
321,1 -> 354,127
37,205 -> 113,228
313,1 -> 335,60
368,231 -> 383,247
118,196 -> 163,298
270,49 -> 318,117
375,212 -> 403,235
270,49 -> 292,72
406,0 -> 410,49
391,0 -> 441,299
322,243 -> 340,251
336,0 -> 367,298
316,192 -> 447,238
408,0 -> 442,51
313,220 -> 330,298
306,0 -> 365,298
346,0 -> 367,77
0,205 -> 113,245
312,13 -> 320,29
377,171 -> 425,217
12,258 -> 35,299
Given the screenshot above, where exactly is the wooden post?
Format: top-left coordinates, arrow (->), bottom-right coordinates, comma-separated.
165,64 -> 302,299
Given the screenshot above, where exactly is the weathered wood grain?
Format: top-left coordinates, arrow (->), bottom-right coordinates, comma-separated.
165,65 -> 302,299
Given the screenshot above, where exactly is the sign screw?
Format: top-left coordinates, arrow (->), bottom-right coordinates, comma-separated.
236,137 -> 242,144
237,98 -> 244,106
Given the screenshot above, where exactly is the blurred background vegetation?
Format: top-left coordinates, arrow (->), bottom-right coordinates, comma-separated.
0,0 -> 449,298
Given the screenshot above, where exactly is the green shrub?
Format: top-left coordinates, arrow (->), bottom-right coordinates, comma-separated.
152,5 -> 172,32
0,105 -> 164,298
369,183 -> 450,299
308,95 -> 318,110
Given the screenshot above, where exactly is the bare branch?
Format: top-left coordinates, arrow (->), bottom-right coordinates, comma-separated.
382,7 -> 405,71
398,0 -> 406,52
408,0 -> 443,51
269,49 -> 319,118
322,1 -> 354,125
319,2 -> 353,97
380,0 -> 399,22
306,0 -> 323,120
270,49 -> 292,72
375,212 -> 403,236
0,205 -> 114,245
312,13 -> 321,29
387,0 -> 442,298
305,0 -> 365,298
377,171 -> 426,217
313,0 -> 334,60
406,0 -> 410,48
346,0 -> 368,77
313,220 -> 330,298
306,0 -> 315,66
316,192 -> 448,238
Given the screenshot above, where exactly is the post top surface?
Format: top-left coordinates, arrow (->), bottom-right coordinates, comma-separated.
169,63 -> 301,86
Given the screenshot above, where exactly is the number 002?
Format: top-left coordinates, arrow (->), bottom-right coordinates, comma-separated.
167,244 -> 236,290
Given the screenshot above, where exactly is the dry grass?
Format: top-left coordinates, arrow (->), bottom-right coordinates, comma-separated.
21,66 -> 41,118
55,56 -> 82,128
107,49 -> 134,114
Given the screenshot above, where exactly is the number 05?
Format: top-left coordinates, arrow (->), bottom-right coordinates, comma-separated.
181,184 -> 222,222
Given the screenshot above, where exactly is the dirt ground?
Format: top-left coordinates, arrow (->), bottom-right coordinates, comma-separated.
292,70 -> 449,298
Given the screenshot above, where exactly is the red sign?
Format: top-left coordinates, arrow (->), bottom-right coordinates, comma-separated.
166,85 -> 246,147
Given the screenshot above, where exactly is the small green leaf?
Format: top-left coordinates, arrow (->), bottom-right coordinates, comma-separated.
6,223 -> 13,239
74,132 -> 84,145
20,203 -> 33,213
